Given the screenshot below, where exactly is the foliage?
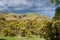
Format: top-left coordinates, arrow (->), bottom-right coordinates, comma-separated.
0,35 -> 45,40
50,0 -> 60,5
53,7 -> 60,20
52,20 -> 60,40
0,15 -> 52,37
1,12 -> 60,40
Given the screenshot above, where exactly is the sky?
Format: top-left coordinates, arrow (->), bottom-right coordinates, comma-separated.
0,0 -> 57,17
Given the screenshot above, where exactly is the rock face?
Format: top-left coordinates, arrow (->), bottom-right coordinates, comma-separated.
0,12 -> 50,21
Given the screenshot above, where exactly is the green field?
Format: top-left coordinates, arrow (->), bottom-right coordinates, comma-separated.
0,35 -> 45,40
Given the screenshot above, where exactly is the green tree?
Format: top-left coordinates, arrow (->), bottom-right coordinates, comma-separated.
48,0 -> 60,40
50,0 -> 60,5
53,7 -> 60,20
50,0 -> 60,20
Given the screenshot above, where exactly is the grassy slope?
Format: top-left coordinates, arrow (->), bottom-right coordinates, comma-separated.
0,12 -> 50,21
0,12 -> 48,40
0,35 -> 45,40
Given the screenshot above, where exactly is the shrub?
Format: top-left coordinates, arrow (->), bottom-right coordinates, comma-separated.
1,27 -> 16,36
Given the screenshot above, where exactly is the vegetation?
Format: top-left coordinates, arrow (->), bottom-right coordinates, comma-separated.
0,0 -> 60,40
0,12 -> 51,40
0,9 -> 60,40
50,1 -> 60,40
53,7 -> 60,20
50,0 -> 60,5
0,35 -> 45,40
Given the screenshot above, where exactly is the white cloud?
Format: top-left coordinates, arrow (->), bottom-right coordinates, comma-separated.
7,0 -> 33,7
0,0 -> 34,10
0,0 -> 55,17
0,0 -> 55,11
0,1 -> 6,6
0,0 -> 7,11
6,0 -> 34,10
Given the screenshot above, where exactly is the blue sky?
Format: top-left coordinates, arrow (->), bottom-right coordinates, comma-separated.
0,0 -> 57,17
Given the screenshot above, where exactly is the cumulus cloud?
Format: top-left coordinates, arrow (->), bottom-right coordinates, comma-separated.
0,0 -> 55,10
7,0 -> 33,7
0,0 -> 56,17
0,0 -> 34,10
0,1 -> 7,7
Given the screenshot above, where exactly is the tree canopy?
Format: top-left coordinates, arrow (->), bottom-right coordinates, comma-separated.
53,7 -> 60,20
50,0 -> 60,4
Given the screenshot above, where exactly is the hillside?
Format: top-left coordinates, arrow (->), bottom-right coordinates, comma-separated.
0,12 -> 53,40
0,12 -> 51,21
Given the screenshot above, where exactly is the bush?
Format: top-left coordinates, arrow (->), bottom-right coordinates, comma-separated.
1,27 -> 16,36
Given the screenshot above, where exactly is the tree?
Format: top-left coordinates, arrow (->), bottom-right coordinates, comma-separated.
50,0 -> 60,20
53,7 -> 60,20
50,0 -> 60,5
49,0 -> 60,40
